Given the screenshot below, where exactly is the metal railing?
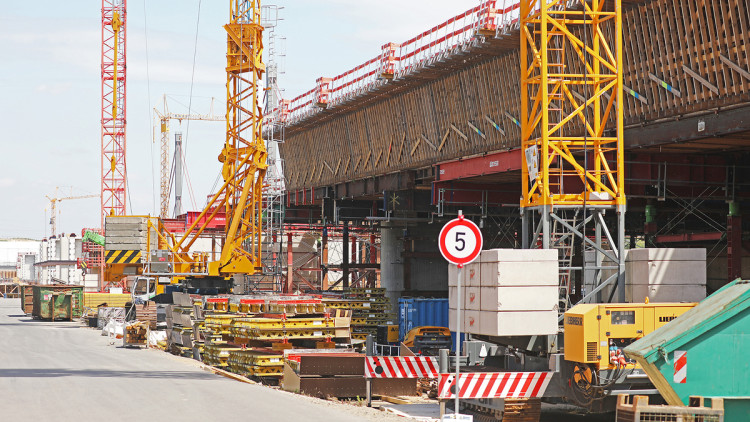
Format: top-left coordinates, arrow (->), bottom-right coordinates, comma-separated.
268,1 -> 532,128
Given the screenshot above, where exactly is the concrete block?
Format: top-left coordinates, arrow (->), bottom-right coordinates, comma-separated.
448,287 -> 459,309
646,261 -> 706,285
448,308 -> 462,331
106,216 -> 149,225
465,261 -> 481,287
465,287 -> 481,310
627,248 -> 706,262
480,248 -> 558,263
464,310 -> 481,333
479,286 -> 558,312
448,265 -> 457,287
481,261 -> 558,287
479,310 -> 558,336
628,284 -> 706,303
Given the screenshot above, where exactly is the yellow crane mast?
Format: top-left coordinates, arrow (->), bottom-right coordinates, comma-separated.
520,0 -> 627,305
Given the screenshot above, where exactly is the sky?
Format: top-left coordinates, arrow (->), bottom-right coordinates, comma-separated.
0,0 -> 478,240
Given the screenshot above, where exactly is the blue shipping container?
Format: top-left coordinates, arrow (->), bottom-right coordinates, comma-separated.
398,297 -> 449,340
398,297 -> 464,352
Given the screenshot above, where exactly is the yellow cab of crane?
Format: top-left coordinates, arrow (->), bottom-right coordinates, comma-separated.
563,301 -> 696,370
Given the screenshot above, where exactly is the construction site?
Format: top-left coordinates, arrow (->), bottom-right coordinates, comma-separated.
2,0 -> 750,421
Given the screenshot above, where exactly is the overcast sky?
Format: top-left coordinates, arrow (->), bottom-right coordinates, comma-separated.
0,0 -> 478,239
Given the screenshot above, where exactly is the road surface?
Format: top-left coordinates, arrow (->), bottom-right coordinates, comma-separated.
0,298 -> 405,422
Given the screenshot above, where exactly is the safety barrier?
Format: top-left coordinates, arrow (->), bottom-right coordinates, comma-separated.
437,371 -> 553,399
365,356 -> 440,379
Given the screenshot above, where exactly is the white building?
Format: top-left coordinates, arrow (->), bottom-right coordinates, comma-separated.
0,238 -> 40,281
35,234 -> 84,285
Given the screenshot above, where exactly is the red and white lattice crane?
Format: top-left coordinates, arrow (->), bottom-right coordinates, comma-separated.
101,0 -> 127,226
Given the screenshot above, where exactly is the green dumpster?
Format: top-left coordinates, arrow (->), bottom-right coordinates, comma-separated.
624,279 -> 750,422
31,285 -> 84,320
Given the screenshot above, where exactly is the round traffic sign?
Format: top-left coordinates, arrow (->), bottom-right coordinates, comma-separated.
438,215 -> 483,266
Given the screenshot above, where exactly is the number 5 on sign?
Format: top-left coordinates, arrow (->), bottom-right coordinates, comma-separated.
439,214 -> 482,266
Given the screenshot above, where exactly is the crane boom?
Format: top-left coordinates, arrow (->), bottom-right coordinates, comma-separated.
45,189 -> 100,236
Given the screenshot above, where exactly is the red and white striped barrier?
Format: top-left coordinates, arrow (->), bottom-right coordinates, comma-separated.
365,356 -> 440,379
673,351 -> 687,384
438,372 -> 553,399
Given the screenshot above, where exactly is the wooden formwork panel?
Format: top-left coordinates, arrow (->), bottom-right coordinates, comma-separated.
280,0 -> 750,191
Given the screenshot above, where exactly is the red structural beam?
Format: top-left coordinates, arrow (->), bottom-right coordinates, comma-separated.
436,148 -> 522,182
655,232 -> 724,243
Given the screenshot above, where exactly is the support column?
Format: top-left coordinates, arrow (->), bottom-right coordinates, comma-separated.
617,206 -> 626,303
521,208 -> 530,249
380,225 -> 404,311
542,206 -> 551,249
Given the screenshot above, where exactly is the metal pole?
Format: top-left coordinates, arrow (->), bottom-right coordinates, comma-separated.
617,205 -> 626,303
455,263 -> 462,416
366,334 -> 373,407
521,208 -> 529,249
173,132 -> 183,218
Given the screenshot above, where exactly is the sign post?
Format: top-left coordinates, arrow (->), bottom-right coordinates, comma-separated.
438,210 -> 482,418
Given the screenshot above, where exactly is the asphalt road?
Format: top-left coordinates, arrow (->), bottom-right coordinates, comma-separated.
0,298 -> 402,422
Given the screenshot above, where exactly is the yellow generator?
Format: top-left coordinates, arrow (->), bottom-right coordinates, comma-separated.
564,302 -> 696,370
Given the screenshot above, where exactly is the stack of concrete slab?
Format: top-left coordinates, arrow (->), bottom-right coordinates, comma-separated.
104,216 -> 158,253
625,248 -> 706,302
449,249 -> 559,336
584,248 -> 706,303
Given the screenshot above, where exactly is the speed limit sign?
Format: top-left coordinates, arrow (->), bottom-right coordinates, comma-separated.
439,214 -> 483,267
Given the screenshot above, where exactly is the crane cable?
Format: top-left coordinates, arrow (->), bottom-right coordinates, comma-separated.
182,0 -> 203,212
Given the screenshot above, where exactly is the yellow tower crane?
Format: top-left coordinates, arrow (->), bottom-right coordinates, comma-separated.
105,0 -> 267,292
45,188 -> 100,237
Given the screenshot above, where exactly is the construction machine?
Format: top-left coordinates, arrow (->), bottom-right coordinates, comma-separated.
402,326 -> 452,356
102,0 -> 267,295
